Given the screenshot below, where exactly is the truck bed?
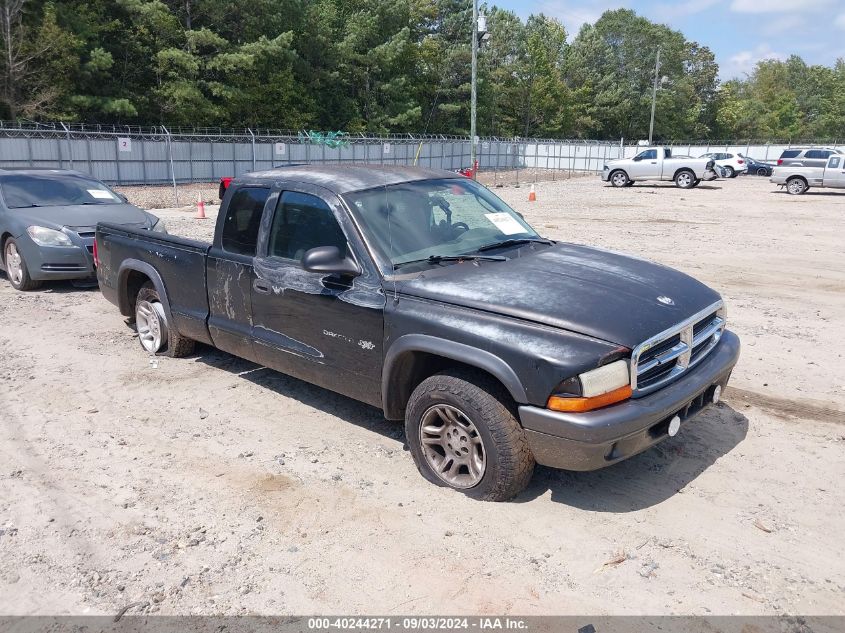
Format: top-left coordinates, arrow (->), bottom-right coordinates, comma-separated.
96,222 -> 213,345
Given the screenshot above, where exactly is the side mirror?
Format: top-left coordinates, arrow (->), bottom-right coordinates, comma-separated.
117,193 -> 129,203
632,156 -> 641,162
301,246 -> 361,277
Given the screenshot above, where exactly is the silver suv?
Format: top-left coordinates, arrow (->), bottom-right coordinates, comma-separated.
777,148 -> 843,168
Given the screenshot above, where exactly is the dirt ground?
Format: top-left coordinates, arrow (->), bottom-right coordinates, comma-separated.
1,175 -> 843,617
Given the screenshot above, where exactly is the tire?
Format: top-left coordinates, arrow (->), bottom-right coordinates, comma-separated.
757,167 -> 767,177
723,166 -> 735,178
218,181 -> 226,200
405,369 -> 535,502
624,180 -> 635,187
609,170 -> 629,188
691,179 -> 701,188
3,238 -> 41,291
674,170 -> 696,189
135,283 -> 195,357
786,177 -> 807,195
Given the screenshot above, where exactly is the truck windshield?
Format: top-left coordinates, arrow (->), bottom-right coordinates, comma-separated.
0,173 -> 122,208
343,178 -> 540,271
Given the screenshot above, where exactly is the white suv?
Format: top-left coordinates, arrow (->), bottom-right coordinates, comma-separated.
699,152 -> 747,178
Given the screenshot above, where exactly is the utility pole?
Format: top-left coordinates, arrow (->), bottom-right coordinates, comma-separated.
470,0 -> 478,172
648,46 -> 661,145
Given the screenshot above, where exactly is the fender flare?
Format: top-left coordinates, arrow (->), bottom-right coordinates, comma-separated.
117,259 -> 175,327
382,333 -> 528,419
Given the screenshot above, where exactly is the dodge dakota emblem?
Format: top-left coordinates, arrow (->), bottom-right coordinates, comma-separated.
657,295 -> 674,305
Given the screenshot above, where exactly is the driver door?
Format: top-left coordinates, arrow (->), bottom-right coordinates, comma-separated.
630,149 -> 658,178
249,184 -> 385,407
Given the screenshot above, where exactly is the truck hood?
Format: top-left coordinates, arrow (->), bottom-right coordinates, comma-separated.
398,243 -> 721,349
14,204 -> 151,230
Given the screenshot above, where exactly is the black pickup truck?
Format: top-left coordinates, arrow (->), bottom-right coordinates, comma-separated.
96,165 -> 740,501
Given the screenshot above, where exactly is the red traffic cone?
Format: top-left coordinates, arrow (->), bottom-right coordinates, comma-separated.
528,184 -> 537,202
195,193 -> 207,219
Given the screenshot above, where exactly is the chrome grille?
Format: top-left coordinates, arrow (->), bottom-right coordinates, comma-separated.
631,301 -> 725,396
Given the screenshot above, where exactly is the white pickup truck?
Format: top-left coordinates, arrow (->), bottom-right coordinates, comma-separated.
602,147 -> 718,189
771,153 -> 845,195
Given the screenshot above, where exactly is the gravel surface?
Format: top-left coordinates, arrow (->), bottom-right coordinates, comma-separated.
1,175 -> 843,617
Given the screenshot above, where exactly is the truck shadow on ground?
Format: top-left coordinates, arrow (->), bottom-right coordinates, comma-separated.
194,346 -> 404,440
516,404 -> 749,510
195,345 -> 748,512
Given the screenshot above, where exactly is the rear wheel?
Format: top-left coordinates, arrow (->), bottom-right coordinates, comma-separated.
757,167 -> 768,176
135,284 -> 195,357
609,170 -> 629,188
786,177 -> 807,195
724,166 -> 735,178
674,170 -> 696,189
3,238 -> 41,291
405,369 -> 535,502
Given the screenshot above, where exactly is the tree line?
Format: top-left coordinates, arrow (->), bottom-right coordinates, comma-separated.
2,0 -> 844,141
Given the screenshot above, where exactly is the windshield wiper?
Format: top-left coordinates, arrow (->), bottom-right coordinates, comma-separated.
393,254 -> 507,270
475,237 -> 554,252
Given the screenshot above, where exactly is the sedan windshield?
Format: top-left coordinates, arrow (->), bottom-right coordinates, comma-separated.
343,178 -> 541,271
0,173 -> 122,208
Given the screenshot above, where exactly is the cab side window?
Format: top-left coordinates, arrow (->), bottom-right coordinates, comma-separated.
221,187 -> 270,256
268,191 -> 347,262
829,157 -> 841,169
636,149 -> 657,160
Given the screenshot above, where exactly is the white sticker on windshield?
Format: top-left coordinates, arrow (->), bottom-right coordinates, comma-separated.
88,189 -> 114,200
484,212 -> 524,235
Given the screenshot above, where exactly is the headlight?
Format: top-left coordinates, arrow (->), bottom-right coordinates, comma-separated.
547,360 -> 632,413
151,218 -> 168,233
27,226 -> 72,247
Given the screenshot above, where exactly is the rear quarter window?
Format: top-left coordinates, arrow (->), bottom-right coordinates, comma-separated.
780,150 -> 801,159
221,187 -> 270,256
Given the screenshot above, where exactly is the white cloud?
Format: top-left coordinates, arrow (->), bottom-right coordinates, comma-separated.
762,15 -> 806,36
722,44 -> 786,78
655,0 -> 720,16
730,0 -> 831,13
836,13 -> 845,29
536,1 -> 623,38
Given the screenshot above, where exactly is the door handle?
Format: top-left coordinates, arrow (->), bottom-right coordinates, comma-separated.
650,161 -> 657,164
253,279 -> 271,294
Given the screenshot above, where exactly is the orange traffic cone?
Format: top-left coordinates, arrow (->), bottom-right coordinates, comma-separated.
528,184 -> 537,202
195,193 -> 207,219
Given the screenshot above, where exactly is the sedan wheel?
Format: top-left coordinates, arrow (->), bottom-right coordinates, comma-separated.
757,167 -> 768,177
419,404 -> 486,489
5,242 -> 23,286
3,239 -> 40,291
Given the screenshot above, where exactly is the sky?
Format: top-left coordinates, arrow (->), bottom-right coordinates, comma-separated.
494,0 -> 845,79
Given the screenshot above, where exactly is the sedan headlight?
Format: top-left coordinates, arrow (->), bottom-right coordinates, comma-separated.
547,360 -> 632,413
151,218 -> 168,233
27,226 -> 72,247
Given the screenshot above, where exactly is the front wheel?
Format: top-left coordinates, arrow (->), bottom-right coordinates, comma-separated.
609,170 -> 629,188
135,284 -> 195,357
674,170 -> 696,189
3,238 -> 41,291
786,177 -> 807,195
405,369 -> 535,502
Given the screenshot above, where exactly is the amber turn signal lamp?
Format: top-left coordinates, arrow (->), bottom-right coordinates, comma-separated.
547,384 -> 632,413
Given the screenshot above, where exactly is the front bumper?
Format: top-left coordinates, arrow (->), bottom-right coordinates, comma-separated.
13,234 -> 94,281
518,329 -> 740,471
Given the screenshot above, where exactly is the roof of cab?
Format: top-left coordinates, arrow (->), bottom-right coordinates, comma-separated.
237,164 -> 461,194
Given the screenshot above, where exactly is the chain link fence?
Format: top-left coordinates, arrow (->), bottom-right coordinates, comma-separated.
1,121 -> 841,201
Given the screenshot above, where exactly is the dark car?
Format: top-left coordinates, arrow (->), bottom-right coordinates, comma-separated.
95,165 -> 740,501
0,169 -> 164,290
743,156 -> 774,177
